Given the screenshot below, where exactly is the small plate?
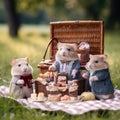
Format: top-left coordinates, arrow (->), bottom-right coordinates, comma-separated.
28,97 -> 47,102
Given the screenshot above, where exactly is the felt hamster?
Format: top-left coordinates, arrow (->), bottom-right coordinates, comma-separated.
83,54 -> 114,100
49,42 -> 82,80
9,58 -> 34,99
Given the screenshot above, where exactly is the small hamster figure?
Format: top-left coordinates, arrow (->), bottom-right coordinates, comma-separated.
49,42 -> 82,80
9,58 -> 34,99
83,55 -> 114,100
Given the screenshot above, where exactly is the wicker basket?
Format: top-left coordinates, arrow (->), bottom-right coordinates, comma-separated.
36,20 -> 104,96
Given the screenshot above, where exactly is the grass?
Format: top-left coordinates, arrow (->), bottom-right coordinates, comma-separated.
0,24 -> 120,120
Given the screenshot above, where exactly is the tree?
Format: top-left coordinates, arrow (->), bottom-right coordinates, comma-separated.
78,0 -> 106,20
107,0 -> 120,29
3,0 -> 47,37
3,0 -> 20,37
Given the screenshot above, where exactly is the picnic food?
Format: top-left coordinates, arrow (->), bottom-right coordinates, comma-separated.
79,92 -> 95,101
37,92 -> 45,101
78,42 -> 90,66
69,82 -> 78,97
48,94 -> 61,101
60,95 -> 70,101
39,71 -> 57,83
46,85 -> 61,101
31,93 -> 37,101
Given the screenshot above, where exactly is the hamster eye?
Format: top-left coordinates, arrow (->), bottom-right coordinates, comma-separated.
18,64 -> 21,67
67,48 -> 71,51
26,63 -> 28,66
60,48 -> 62,51
95,60 -> 99,63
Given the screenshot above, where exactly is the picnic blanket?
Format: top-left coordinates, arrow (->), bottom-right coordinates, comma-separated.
0,85 -> 120,115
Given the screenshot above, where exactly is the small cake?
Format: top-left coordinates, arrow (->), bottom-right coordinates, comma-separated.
57,73 -> 68,85
48,94 -> 61,102
60,95 -> 70,101
36,77 -> 47,85
78,42 -> 90,66
31,93 -> 37,101
37,92 -> 45,101
69,82 -> 78,100
46,85 -> 61,101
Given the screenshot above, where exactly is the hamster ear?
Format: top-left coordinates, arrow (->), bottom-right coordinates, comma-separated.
25,57 -> 29,62
57,42 -> 62,48
89,54 -> 93,59
100,54 -> 107,61
10,59 -> 16,66
71,43 -> 77,51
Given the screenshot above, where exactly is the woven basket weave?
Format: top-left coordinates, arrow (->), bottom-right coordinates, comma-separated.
36,20 -> 104,96
49,21 -> 104,59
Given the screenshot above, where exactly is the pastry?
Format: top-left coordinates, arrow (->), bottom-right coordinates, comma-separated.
46,85 -> 61,101
60,95 -> 70,101
37,92 -> 45,101
69,83 -> 78,97
31,93 -> 37,101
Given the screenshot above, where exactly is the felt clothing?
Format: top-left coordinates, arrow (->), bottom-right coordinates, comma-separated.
53,60 -> 82,80
20,74 -> 33,88
9,74 -> 33,99
86,69 -> 114,95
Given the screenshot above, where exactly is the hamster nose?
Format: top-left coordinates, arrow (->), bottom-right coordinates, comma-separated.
23,68 -> 27,72
62,52 -> 66,56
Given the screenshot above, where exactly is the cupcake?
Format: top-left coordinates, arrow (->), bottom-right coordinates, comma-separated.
69,82 -> 78,100
46,85 -> 61,101
78,42 -> 90,66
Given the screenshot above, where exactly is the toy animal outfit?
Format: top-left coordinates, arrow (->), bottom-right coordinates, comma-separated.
20,74 -> 33,88
86,68 -> 114,99
53,59 -> 81,80
49,42 -> 82,80
83,55 -> 114,99
9,58 -> 34,99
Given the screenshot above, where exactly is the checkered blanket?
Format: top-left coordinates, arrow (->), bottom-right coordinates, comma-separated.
0,85 -> 120,115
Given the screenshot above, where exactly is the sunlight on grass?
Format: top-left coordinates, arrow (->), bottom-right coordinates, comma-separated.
0,25 -> 50,82
0,25 -> 50,58
104,31 -> 120,88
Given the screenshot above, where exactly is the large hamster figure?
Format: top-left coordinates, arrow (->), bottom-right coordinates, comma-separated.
49,42 -> 82,80
9,58 -> 34,99
83,55 -> 114,100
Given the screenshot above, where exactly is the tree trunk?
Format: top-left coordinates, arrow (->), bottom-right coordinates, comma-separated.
3,0 -> 20,37
107,0 -> 120,29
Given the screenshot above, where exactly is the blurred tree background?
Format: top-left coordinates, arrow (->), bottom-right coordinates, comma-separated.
0,0 -> 120,37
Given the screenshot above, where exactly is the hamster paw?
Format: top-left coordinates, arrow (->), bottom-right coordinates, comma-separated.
49,65 -> 56,71
72,69 -> 77,78
89,76 -> 98,81
31,79 -> 35,83
16,79 -> 24,85
82,73 -> 88,79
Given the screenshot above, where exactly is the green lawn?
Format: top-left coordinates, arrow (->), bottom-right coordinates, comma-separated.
0,24 -> 120,120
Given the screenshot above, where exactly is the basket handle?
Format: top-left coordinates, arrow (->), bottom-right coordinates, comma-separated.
42,38 -> 58,61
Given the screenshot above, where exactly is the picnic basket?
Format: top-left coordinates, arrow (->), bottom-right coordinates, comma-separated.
35,20 -> 104,96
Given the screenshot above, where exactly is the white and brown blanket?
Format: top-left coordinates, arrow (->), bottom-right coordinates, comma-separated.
0,85 -> 120,115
